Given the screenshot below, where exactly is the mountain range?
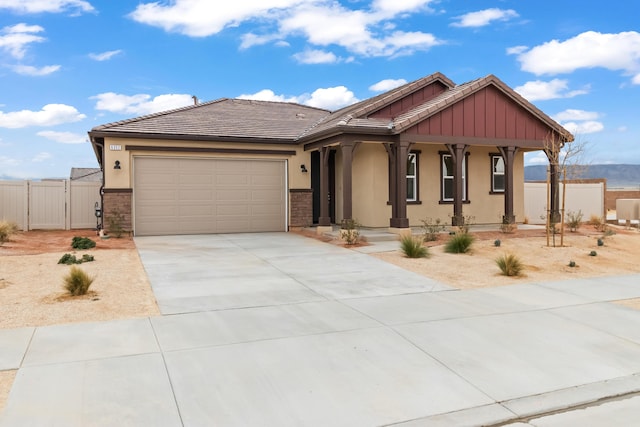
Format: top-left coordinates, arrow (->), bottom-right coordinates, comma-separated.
525,164 -> 640,188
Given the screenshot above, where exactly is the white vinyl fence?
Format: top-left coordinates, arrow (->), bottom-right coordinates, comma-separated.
0,180 -> 101,230
524,182 -> 605,225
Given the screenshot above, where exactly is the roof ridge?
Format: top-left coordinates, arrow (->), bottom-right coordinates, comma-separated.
233,98 -> 330,112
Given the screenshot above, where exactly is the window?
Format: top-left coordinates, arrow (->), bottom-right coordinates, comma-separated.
387,150 -> 420,203
407,152 -> 417,202
441,153 -> 467,202
491,155 -> 505,192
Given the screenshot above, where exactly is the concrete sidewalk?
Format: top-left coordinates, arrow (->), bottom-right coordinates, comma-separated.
2,233 -> 640,426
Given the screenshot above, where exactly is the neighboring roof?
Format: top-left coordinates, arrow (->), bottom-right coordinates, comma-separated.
90,99 -> 329,142
70,167 -> 102,182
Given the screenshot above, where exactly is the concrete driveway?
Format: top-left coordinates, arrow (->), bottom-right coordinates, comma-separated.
3,233 -> 640,426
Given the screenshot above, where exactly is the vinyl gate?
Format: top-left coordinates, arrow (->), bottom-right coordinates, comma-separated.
0,180 -> 101,230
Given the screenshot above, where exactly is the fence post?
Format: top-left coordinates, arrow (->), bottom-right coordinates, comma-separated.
65,179 -> 71,230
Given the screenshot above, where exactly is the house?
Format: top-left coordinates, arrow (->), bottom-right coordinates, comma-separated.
88,72 -> 573,236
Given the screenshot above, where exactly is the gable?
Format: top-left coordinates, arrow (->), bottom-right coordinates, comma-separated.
369,81 -> 449,119
404,85 -> 553,142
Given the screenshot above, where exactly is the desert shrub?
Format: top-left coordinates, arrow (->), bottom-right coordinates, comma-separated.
495,253 -> 524,276
63,266 -> 94,296
400,235 -> 428,258
450,215 -> 475,234
589,215 -> 609,232
444,232 -> 475,254
107,209 -> 125,238
566,210 -> 583,232
589,250 -> 597,256
421,217 -> 445,242
597,238 -> 604,246
500,221 -> 516,234
494,239 -> 501,247
0,220 -> 18,246
568,260 -> 576,268
71,236 -> 96,250
58,253 -> 95,265
340,218 -> 361,245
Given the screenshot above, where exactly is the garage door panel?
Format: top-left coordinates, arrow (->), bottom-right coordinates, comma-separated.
134,158 -> 285,236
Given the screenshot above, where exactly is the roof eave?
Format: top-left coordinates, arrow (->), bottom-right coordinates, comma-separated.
88,130 -> 299,145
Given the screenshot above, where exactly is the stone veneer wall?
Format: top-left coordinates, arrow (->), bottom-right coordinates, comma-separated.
102,189 -> 132,233
289,189 -> 313,229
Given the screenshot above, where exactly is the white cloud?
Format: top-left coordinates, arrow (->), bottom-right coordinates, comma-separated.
304,86 -> 359,110
369,78 -> 407,92
91,92 -> 194,115
514,79 -> 589,101
293,49 -> 338,64
451,8 -> 518,28
553,109 -> 600,122
238,85 -> 359,110
0,104 -> 86,128
506,45 -> 527,55
0,155 -> 19,166
32,152 -> 52,162
0,23 -> 45,59
371,0 -> 435,16
11,64 -> 60,75
560,121 -> 604,135
618,126 -> 628,132
88,50 -> 122,61
514,31 -> 640,82
524,151 -> 548,165
0,0 -> 94,14
37,130 -> 86,143
129,0 -> 442,58
237,89 -> 300,103
130,0 -> 306,37
633,73 -> 640,85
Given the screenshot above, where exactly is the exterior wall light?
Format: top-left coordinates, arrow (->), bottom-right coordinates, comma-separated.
114,160 -> 121,170
300,164 -> 308,173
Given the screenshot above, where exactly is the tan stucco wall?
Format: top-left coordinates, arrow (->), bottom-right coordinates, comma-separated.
338,142 -> 527,228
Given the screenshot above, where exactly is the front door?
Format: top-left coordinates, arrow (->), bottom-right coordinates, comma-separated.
311,150 -> 335,224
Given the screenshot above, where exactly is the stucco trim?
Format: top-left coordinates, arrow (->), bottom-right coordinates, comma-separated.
124,145 -> 297,156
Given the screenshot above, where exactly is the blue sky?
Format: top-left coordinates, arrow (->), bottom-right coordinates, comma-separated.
0,0 -> 639,179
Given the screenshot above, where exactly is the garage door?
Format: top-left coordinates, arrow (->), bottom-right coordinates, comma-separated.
134,157 -> 286,236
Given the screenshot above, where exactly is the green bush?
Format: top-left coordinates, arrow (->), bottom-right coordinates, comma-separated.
494,239 -> 501,247
568,260 -> 576,268
589,250 -> 597,256
71,236 -> 96,250
495,253 -> 524,276
400,235 -> 428,258
0,220 -> 18,246
597,238 -> 604,246
444,232 -> 475,254
63,266 -> 95,296
58,253 -> 95,265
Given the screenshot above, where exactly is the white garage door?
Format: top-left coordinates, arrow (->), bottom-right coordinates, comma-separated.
134,157 -> 286,236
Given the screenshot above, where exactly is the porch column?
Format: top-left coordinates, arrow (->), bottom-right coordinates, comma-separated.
318,146 -> 332,227
498,146 -> 518,224
389,140 -> 410,228
340,141 -> 359,225
446,143 -> 468,226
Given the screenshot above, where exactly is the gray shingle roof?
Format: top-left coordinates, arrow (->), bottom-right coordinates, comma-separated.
91,98 -> 330,141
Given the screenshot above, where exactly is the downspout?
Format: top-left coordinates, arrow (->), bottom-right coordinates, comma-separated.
92,137 -> 105,231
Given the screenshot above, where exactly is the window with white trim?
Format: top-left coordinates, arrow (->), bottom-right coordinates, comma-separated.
492,155 -> 505,192
407,152 -> 417,202
441,153 -> 467,201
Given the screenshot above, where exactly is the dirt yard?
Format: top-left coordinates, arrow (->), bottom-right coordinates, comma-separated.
0,230 -> 160,330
